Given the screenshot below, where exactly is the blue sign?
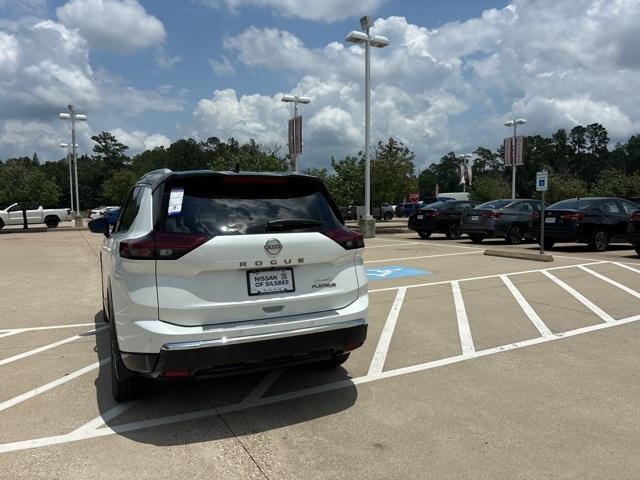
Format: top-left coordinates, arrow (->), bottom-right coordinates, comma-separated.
366,265 -> 431,280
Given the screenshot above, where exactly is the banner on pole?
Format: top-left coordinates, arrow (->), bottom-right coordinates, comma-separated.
503,136 -> 525,166
288,116 -> 303,156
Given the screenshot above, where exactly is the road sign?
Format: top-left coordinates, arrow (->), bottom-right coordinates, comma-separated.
536,170 -> 548,191
504,136 -> 525,166
288,115 -> 302,156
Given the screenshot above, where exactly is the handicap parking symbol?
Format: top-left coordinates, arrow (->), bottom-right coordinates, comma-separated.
366,265 -> 431,280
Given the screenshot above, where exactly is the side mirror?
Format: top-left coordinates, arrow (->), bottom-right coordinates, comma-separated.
88,217 -> 110,237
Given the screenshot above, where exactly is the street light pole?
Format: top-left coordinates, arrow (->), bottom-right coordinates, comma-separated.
59,143 -> 77,214
504,118 -> 526,199
346,16 -> 389,238
281,94 -> 310,172
59,105 -> 87,227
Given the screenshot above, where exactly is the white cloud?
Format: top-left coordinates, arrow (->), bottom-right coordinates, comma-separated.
56,0 -> 165,53
108,128 -> 171,153
210,1 -> 640,169
154,46 -> 181,69
209,55 -> 235,76
199,0 -> 388,22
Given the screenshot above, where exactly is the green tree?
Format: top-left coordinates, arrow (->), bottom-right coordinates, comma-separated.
546,175 -> 589,203
371,138 -> 417,204
0,162 -> 59,228
469,176 -> 511,203
92,131 -> 129,172
103,170 -> 138,205
328,155 -> 364,206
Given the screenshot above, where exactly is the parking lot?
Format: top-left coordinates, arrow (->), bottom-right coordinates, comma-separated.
1,230 -> 640,479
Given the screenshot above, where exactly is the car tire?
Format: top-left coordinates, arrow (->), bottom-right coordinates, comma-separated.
0,218 -> 4,229
109,301 -> 151,402
445,223 -> 462,240
589,229 -> 609,252
45,217 -> 59,228
635,245 -> 640,257
383,211 -> 393,221
418,231 -> 431,239
505,225 -> 524,245
469,233 -> 485,244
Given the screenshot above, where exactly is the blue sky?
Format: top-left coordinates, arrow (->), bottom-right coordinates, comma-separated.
1,0 -> 639,170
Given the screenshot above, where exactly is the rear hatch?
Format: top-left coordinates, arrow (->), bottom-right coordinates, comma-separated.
152,174 -> 363,327
543,199 -> 597,233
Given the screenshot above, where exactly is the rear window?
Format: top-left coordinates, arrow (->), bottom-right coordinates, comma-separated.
161,175 -> 341,235
421,200 -> 452,210
475,200 -> 511,210
548,199 -> 597,210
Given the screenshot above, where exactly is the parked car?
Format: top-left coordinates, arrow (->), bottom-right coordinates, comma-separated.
0,203 -> 72,229
88,169 -> 368,401
402,202 -> 422,217
89,205 -> 118,220
437,192 -> 470,201
538,197 -> 639,251
104,206 -> 121,225
372,203 -> 395,221
339,205 -> 357,221
408,200 -> 476,239
461,199 -> 544,244
628,209 -> 640,256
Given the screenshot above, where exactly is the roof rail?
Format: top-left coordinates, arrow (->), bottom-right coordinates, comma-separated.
143,168 -> 172,176
137,168 -> 173,186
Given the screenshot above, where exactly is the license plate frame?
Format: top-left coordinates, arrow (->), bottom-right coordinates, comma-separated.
417,215 -> 424,220
545,217 -> 556,224
470,215 -> 479,222
247,268 -> 295,296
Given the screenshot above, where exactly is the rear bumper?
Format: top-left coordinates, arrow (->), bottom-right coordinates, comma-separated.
121,320 -> 367,377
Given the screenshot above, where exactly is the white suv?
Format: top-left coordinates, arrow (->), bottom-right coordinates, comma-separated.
89,169 -> 368,401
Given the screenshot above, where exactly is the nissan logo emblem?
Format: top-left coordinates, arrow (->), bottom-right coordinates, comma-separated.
264,238 -> 283,255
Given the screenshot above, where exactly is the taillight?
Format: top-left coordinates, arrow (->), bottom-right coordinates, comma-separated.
560,212 -> 584,221
483,211 -> 501,218
323,227 -> 364,250
631,211 -> 640,221
530,212 -> 540,220
119,232 -> 211,260
424,210 -> 440,217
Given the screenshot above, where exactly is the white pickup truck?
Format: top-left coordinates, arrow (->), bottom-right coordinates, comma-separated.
0,203 -> 72,229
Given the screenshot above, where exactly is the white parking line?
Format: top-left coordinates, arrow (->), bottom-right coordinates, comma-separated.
367,287 -> 406,376
71,400 -> 139,435
451,281 -> 475,354
612,262 -> 640,274
0,322 -> 98,334
500,275 -> 553,337
0,326 -> 107,367
369,260 -> 607,293
541,270 -> 615,323
0,329 -> 25,339
0,359 -> 107,412
366,242 -> 423,249
365,250 -> 482,264
239,369 -> 284,405
4,313 -> 639,454
578,265 -> 640,300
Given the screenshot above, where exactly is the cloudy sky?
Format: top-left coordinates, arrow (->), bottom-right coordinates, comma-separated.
1,0 -> 639,170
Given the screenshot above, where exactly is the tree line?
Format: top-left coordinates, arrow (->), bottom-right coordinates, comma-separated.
1,123 -> 639,215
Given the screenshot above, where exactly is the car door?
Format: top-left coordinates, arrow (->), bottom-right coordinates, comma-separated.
7,204 -> 23,224
597,200 -> 626,240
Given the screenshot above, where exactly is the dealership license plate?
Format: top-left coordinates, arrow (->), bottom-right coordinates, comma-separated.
247,268 -> 295,296
417,215 -> 424,219
545,217 -> 556,223
470,215 -> 479,221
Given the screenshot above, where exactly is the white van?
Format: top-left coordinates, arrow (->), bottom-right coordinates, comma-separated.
438,192 -> 470,201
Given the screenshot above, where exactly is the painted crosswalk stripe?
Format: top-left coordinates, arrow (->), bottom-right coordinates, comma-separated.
451,281 -> 475,354
500,275 -> 553,337
541,270 -> 614,323
367,287 -> 407,376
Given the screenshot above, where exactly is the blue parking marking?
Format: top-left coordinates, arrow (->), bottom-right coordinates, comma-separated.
366,265 -> 432,280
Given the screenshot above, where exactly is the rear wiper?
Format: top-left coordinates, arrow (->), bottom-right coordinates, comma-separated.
265,219 -> 323,232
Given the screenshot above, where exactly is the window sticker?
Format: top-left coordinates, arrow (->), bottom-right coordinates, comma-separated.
168,188 -> 184,216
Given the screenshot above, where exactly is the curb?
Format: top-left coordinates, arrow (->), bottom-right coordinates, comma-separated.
484,249 -> 554,262
0,227 -> 48,234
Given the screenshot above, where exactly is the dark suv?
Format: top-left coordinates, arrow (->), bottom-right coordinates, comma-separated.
461,199 -> 543,244
539,197 -> 639,251
408,200 -> 475,239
